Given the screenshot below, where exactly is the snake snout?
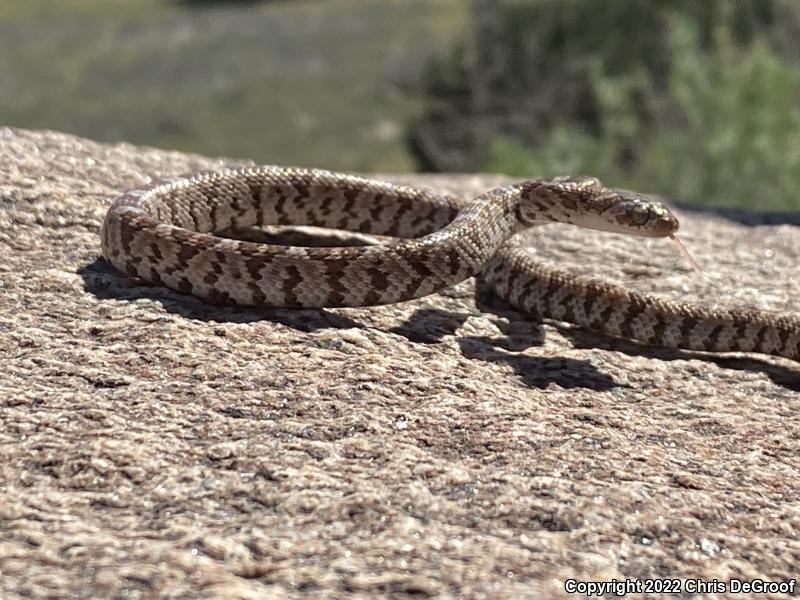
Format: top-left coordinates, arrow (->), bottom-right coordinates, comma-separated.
642,203 -> 679,237
654,211 -> 680,236
616,192 -> 679,237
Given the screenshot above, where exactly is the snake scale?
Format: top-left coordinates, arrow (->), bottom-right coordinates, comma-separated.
102,166 -> 800,362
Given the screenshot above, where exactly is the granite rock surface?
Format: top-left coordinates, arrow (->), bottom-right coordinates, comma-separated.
1,127 -> 799,599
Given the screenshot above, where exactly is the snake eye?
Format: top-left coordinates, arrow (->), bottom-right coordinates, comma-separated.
630,204 -> 650,226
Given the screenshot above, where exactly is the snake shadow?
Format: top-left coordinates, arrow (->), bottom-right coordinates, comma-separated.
474,284 -> 800,392
78,257 -> 364,332
81,258 -> 798,391
466,287 -> 619,390
560,327 -> 800,391
82,213 -> 799,392
387,302 -> 621,389
80,257 -> 799,391
80,226 -> 378,331
387,308 -> 472,344
81,253 -> 479,342
80,253 -> 624,391
457,335 -> 622,391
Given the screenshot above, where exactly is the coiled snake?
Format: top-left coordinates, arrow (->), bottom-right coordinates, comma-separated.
102,166 -> 800,362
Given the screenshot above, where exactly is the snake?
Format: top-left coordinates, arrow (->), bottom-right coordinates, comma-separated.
101,166 -> 800,362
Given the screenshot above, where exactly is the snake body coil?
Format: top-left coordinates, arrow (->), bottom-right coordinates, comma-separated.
102,166 -> 800,362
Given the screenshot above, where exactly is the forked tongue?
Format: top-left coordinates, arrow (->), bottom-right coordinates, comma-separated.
669,234 -> 717,286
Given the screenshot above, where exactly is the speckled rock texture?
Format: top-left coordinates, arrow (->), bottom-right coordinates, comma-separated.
1,127 -> 799,599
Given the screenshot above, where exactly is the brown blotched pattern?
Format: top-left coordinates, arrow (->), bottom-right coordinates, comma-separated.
103,166 -> 799,361
482,244 -> 800,361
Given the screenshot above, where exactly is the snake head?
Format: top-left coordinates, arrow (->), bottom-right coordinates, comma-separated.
519,176 -> 679,237
600,187 -> 679,237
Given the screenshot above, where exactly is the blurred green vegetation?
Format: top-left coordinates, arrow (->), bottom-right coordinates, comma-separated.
0,0 -> 466,172
3,0 -> 799,210
412,0 -> 800,210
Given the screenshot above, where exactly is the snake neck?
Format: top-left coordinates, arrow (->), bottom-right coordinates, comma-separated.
414,186 -> 524,272
361,186 -> 524,304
